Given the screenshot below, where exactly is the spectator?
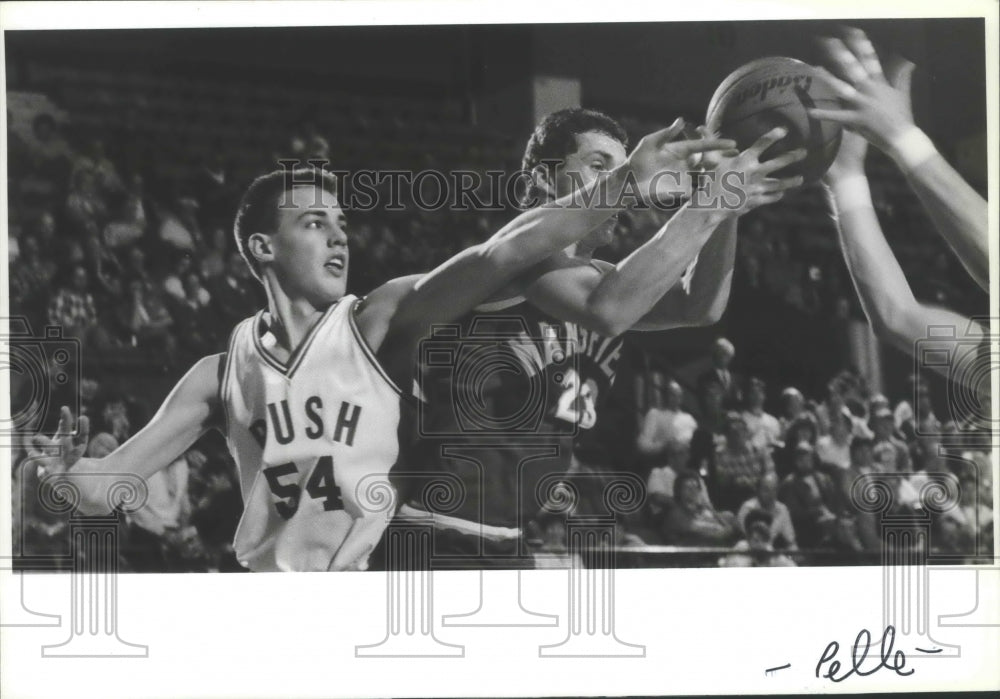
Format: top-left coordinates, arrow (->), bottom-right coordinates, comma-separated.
778,441 -> 841,548
777,414 -> 819,479
209,251 -> 263,325
737,472 -> 797,550
122,258 -> 176,355
816,406 -> 854,472
102,173 -> 148,250
830,437 -> 882,553
814,377 -> 848,436
10,235 -> 56,324
34,210 -> 59,256
778,386 -> 807,435
706,412 -> 775,513
870,406 -> 912,473
698,337 -> 743,409
47,265 -> 98,343
688,378 -> 727,478
163,252 -> 196,302
125,453 -> 194,572
637,377 -> 698,471
719,509 -> 797,567
662,471 -> 741,547
25,112 -> 72,177
71,137 -> 123,197
742,376 -> 781,452
65,167 -> 108,239
170,271 -> 218,357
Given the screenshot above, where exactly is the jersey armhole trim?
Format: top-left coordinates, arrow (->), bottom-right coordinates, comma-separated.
348,297 -> 405,398
474,295 -> 526,313
219,319 -> 246,439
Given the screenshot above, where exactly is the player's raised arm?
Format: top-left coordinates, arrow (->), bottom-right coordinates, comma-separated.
360,120 -> 736,344
822,122 -> 984,376
808,27 -> 988,290
31,354 -> 224,515
525,128 -> 805,336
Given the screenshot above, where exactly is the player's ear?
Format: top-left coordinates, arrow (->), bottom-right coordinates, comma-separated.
247,232 -> 274,267
531,163 -> 557,200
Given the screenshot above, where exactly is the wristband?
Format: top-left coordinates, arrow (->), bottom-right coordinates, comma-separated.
830,174 -> 874,216
888,126 -> 938,173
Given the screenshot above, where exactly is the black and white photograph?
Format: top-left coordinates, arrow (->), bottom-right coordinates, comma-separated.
1,1 -> 997,697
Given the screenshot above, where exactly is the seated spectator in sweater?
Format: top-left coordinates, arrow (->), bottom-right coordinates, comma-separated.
662,471 -> 741,547
816,405 -> 854,472
742,377 -> 781,452
47,264 -> 98,341
719,509 -> 797,567
776,414 -> 819,479
706,411 -> 775,513
778,441 -> 842,548
870,406 -> 912,474
737,472 -> 797,550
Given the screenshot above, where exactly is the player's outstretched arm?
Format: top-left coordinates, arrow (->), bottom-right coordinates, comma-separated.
525,128 -> 805,335
359,120 -> 737,347
29,354 -> 224,515
808,27 -> 988,290
823,127 -> 984,377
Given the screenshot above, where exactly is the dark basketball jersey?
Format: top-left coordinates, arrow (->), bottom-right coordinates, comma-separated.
396,294 -> 623,530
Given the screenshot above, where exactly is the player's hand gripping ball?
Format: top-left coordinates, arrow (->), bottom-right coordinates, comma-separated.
706,56 -> 843,183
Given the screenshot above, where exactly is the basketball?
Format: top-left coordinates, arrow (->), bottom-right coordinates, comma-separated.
706,56 -> 843,183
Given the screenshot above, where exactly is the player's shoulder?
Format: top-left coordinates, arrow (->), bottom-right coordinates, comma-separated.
357,274 -> 423,317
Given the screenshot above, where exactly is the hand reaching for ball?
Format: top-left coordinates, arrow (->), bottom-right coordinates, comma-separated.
698,126 -> 807,218
808,27 -> 918,157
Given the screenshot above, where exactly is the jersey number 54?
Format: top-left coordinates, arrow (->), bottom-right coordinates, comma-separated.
262,455 -> 344,519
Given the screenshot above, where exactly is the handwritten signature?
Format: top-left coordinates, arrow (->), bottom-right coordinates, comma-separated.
816,625 -> 914,682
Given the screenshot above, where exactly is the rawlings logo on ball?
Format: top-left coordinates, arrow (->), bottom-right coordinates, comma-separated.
730,74 -> 814,108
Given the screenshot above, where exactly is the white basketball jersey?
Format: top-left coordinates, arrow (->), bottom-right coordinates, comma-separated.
220,295 -> 401,572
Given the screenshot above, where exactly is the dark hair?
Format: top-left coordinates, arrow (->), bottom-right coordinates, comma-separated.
519,108 -> 628,207
850,436 -> 874,455
744,508 -> 773,531
233,166 -> 338,281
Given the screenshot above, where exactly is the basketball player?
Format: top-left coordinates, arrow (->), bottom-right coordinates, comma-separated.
809,30 -> 987,375
809,27 -> 988,291
32,125 -> 737,573
394,109 -> 807,567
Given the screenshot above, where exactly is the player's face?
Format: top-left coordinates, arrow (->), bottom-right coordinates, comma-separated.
269,185 -> 349,305
555,130 -> 627,250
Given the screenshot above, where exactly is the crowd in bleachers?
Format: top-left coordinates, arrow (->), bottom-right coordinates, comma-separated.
7,62 -> 992,571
